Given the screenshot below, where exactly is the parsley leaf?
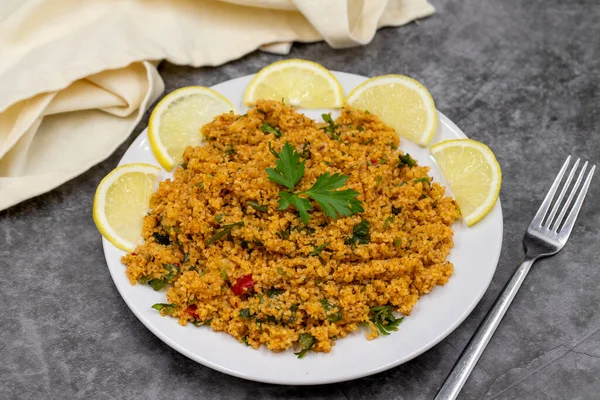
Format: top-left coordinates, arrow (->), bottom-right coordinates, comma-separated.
369,305 -> 404,335
247,201 -> 267,212
308,242 -> 328,256
398,153 -> 416,168
151,303 -> 178,313
267,142 -> 363,223
261,123 -> 282,138
265,288 -> 285,298
294,333 -> 316,359
207,222 -> 244,245
266,142 -> 305,190
321,113 -> 339,140
152,232 -> 170,245
345,220 -> 371,245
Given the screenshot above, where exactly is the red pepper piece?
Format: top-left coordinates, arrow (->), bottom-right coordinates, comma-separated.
186,304 -> 198,317
231,274 -> 254,295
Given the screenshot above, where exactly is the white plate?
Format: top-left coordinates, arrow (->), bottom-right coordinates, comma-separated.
103,71 -> 503,385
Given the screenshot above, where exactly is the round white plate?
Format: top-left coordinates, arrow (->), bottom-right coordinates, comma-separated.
103,71 -> 503,385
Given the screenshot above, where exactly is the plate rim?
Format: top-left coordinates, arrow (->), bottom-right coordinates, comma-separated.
102,71 -> 503,385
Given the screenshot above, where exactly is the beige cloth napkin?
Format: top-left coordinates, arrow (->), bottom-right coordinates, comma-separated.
0,0 -> 434,211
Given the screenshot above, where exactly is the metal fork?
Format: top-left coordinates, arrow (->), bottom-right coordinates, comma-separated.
435,156 -> 596,400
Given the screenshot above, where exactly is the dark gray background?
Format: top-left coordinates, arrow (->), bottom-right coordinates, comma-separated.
2,0 -> 599,399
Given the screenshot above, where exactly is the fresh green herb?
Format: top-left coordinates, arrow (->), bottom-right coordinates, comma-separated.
364,110 -> 371,114
183,253 -> 190,263
379,157 -> 388,165
414,177 -> 430,184
298,143 -> 311,159
383,216 -> 395,229
265,288 -> 285,298
149,263 -> 179,291
376,176 -> 382,186
289,304 -> 299,323
432,199 -> 439,208
207,222 -> 244,245
309,242 -> 329,256
221,268 -> 228,281
257,108 -> 266,114
224,145 -> 236,156
150,279 -> 167,291
369,305 -> 404,335
268,142 -> 279,159
151,303 -> 177,313
357,125 -> 364,132
181,162 -> 188,169
256,320 -> 263,332
241,336 -> 250,346
247,201 -> 267,212
398,153 -> 417,168
294,333 -> 316,359
323,161 -> 332,166
152,232 -> 170,246
253,239 -> 264,247
257,293 -> 264,304
276,267 -> 288,277
266,143 -> 363,224
393,238 -> 402,248
321,113 -> 340,140
345,220 -> 371,245
239,308 -> 252,318
328,311 -> 343,323
319,299 -> 331,311
397,181 -> 407,187
277,225 -> 293,240
420,193 -> 427,200
392,206 -> 402,215
215,213 -> 226,223
363,138 -> 375,145
195,182 -> 204,188
296,225 -> 316,235
261,123 -> 282,138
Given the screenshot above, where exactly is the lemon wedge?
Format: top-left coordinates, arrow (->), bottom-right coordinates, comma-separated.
244,59 -> 344,108
431,139 -> 502,227
93,163 -> 161,252
346,75 -> 437,146
149,86 -> 235,171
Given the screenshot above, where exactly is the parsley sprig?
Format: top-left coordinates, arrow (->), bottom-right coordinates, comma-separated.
266,142 -> 363,224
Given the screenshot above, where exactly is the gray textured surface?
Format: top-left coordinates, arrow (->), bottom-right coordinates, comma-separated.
2,0 -> 600,399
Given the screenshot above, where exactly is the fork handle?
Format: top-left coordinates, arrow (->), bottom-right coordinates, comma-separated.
435,256 -> 537,400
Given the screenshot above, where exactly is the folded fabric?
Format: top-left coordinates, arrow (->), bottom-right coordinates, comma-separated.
0,0 -> 434,211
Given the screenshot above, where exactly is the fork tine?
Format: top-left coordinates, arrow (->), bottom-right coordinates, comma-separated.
544,158 -> 580,229
531,156 -> 570,227
557,165 -> 595,237
551,161 -> 588,232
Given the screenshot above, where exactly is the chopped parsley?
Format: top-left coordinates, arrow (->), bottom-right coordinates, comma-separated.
393,238 -> 402,248
221,268 -> 228,281
345,220 -> 371,245
369,305 -> 404,335
224,145 -> 236,156
383,216 -> 395,230
247,200 -> 267,212
398,153 -> 416,168
414,177 -> 430,184
308,242 -> 328,256
215,213 -> 226,223
261,123 -> 282,138
295,333 -> 316,359
392,206 -> 402,215
266,142 -> 363,224
151,303 -> 177,313
320,299 -> 343,323
152,232 -> 170,246
321,113 -> 339,140
207,222 -> 244,245
239,308 -> 252,318
265,288 -> 285,298
148,263 -> 179,291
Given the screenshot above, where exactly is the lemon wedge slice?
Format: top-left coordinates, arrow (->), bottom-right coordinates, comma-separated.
431,139 -> 502,227
244,59 -> 344,108
149,86 -> 235,171
93,163 -> 161,252
346,75 -> 437,146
